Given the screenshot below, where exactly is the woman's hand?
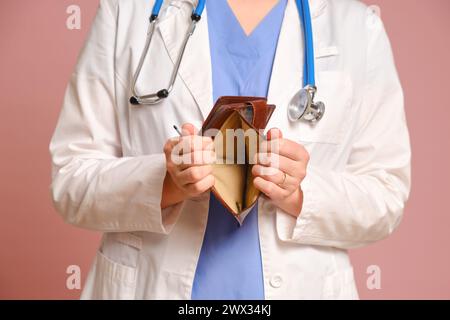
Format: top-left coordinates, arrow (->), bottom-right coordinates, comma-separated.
161,123 -> 216,209
252,128 -> 310,217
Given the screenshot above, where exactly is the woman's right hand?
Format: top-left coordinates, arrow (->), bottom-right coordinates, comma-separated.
161,123 -> 216,208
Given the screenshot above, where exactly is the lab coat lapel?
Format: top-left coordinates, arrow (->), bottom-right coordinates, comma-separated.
267,0 -> 328,106
158,2 -> 213,120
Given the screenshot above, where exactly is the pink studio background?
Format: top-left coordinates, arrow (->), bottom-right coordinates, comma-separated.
0,0 -> 449,299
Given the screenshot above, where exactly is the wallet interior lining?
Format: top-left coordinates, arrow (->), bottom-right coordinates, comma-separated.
212,111 -> 260,215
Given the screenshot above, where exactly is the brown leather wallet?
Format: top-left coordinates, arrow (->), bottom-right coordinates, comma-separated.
202,96 -> 276,218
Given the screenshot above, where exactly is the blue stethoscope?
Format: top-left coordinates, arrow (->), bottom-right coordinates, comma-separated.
130,0 -> 325,123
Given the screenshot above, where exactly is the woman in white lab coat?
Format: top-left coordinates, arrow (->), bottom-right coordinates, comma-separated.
50,0 -> 411,299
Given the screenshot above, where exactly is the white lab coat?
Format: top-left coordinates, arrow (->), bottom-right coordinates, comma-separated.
50,0 -> 411,299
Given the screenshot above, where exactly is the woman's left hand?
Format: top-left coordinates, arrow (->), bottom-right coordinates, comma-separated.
252,128 -> 310,217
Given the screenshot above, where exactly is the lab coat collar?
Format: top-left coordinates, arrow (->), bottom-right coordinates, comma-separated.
158,0 -> 328,120
310,0 -> 328,19
180,0 -> 328,18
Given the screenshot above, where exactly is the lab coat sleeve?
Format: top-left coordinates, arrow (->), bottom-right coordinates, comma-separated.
49,0 -> 183,233
276,14 -> 411,249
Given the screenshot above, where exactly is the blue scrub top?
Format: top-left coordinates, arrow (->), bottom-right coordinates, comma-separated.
191,0 -> 287,300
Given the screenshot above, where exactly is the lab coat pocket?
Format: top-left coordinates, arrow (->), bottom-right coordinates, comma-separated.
87,250 -> 138,300
293,71 -> 353,145
322,267 -> 359,300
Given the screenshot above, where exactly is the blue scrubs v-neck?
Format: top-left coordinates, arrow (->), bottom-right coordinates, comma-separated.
191,0 -> 287,300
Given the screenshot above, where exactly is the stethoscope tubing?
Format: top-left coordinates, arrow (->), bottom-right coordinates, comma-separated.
295,0 -> 315,87
130,0 -> 206,105
130,0 -> 322,123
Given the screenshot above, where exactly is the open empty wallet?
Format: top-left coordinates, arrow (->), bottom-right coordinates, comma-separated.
202,96 -> 276,223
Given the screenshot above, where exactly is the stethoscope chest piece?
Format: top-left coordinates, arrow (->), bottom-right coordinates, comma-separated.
287,85 -> 325,122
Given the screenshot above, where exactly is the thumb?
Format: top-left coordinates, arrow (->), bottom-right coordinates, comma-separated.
181,123 -> 198,136
266,127 -> 283,140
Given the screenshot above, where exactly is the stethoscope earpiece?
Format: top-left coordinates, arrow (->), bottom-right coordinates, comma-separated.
129,96 -> 139,105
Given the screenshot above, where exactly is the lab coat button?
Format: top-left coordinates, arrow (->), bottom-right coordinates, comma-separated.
270,274 -> 283,288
